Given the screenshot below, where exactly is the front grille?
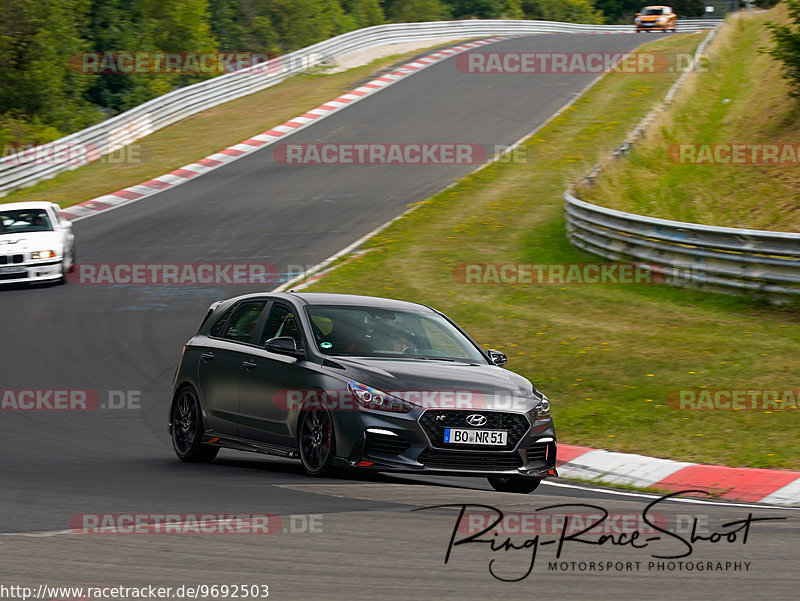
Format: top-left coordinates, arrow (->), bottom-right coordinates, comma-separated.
418,410 -> 530,451
364,432 -> 410,456
0,272 -> 27,281
0,254 -> 24,265
417,448 -> 523,471
525,442 -> 551,463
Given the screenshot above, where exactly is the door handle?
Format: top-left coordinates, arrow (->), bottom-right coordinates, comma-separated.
242,360 -> 257,371
201,352 -> 215,363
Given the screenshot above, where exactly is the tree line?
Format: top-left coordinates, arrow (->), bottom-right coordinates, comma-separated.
1,0 -> 708,150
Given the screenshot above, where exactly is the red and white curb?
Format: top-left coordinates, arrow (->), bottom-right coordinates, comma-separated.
56,37 -> 507,223
558,444 -> 800,506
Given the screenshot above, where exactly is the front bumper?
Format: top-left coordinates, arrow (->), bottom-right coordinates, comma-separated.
333,407 -> 558,479
0,259 -> 63,284
637,21 -> 669,31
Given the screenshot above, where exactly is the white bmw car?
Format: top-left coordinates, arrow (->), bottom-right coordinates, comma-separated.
0,201 -> 75,285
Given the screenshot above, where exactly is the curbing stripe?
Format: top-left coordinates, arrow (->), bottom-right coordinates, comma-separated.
557,449 -> 692,487
654,464 -> 800,502
111,190 -> 143,200
169,169 -> 199,178
557,444 -> 800,506
760,478 -> 800,506
555,443 -> 596,465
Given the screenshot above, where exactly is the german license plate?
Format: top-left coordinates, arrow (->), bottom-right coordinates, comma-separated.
444,428 -> 507,446
0,266 -> 25,274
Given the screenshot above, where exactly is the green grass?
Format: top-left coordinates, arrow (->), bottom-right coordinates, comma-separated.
580,6 -> 800,232
1,43 -> 465,208
302,30 -> 800,470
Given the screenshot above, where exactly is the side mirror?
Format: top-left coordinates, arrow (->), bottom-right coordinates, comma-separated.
265,336 -> 305,359
486,349 -> 507,367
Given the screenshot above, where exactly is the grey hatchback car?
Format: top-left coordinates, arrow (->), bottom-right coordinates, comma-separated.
169,292 -> 557,493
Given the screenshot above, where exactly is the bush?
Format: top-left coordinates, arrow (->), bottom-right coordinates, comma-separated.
763,0 -> 800,96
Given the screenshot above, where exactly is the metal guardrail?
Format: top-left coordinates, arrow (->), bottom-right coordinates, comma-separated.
0,18 -> 720,197
565,23 -> 800,302
564,192 -> 800,299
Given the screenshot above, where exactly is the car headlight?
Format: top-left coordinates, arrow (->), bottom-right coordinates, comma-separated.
31,250 -> 57,259
348,380 -> 417,413
657,17 -> 667,22
532,398 -> 551,418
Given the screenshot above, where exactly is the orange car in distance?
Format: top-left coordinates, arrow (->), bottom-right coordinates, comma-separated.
635,6 -> 677,32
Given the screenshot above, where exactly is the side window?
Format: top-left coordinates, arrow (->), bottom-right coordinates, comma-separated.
222,301 -> 267,343
259,304 -> 304,349
208,306 -> 235,338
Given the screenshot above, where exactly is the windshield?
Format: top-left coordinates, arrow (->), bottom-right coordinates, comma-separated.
642,7 -> 667,15
305,305 -> 488,362
0,209 -> 53,234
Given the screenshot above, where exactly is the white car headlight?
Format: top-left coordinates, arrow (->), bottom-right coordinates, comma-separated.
532,398 -> 551,418
348,380 -> 417,413
31,250 -> 57,259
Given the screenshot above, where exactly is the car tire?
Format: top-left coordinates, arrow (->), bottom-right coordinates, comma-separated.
171,386 -> 219,463
298,401 -> 336,477
487,476 -> 542,494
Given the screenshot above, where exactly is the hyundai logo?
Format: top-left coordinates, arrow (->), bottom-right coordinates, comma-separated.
466,414 -> 487,427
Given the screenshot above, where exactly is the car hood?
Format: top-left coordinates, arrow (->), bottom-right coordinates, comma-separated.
323,356 -> 543,411
0,231 -> 62,253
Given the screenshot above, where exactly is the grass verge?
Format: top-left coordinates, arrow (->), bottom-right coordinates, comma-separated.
579,6 -> 800,231
1,43 -> 465,208
303,30 -> 800,470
